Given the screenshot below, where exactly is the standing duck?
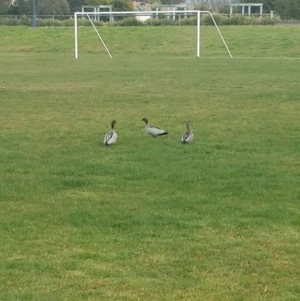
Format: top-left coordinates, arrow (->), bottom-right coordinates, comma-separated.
141,117 -> 168,137
104,120 -> 118,145
181,122 -> 194,144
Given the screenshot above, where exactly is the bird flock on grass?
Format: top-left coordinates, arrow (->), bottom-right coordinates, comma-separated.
104,118 -> 194,146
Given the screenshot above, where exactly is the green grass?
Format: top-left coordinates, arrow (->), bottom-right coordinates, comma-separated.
0,25 -> 300,301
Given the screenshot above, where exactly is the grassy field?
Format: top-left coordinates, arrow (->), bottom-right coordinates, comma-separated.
0,25 -> 300,301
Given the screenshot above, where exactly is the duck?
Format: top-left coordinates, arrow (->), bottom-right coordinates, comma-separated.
181,122 -> 194,144
104,120 -> 117,145
141,117 -> 168,137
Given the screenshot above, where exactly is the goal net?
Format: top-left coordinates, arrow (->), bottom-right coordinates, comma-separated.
74,10 -> 232,59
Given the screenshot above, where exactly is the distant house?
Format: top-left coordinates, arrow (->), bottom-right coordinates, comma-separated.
132,1 -> 152,22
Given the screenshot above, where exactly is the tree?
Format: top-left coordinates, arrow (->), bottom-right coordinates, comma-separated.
36,0 -> 70,15
85,0 -> 133,11
67,0 -> 86,14
8,0 -> 70,15
0,0 -> 11,14
275,0 -> 300,19
8,0 -> 30,15
110,0 -> 133,11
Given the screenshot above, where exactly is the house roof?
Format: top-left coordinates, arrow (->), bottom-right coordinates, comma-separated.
132,1 -> 152,11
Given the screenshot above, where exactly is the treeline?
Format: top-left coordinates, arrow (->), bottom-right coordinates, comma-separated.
0,0 -> 133,16
0,0 -> 299,20
237,0 -> 300,20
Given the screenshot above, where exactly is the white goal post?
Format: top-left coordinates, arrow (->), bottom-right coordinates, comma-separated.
74,10 -> 233,59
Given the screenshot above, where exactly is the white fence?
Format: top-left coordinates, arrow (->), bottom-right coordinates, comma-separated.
0,13 -> 276,21
1,14 -> 299,25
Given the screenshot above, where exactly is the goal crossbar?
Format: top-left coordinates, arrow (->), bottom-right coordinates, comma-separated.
74,11 -> 233,59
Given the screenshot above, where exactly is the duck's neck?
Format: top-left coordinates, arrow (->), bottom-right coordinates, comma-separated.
186,123 -> 191,133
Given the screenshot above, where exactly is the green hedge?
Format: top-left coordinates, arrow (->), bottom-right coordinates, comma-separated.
0,15 -> 276,27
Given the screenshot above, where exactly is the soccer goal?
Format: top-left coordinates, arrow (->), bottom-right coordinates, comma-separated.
74,10 -> 233,59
